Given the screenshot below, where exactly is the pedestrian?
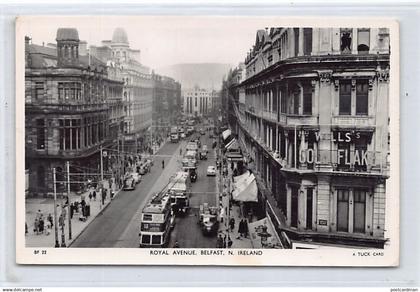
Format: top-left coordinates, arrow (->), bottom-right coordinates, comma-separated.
25,222 -> 28,235
88,192 -> 92,201
47,213 -> 53,227
229,218 -> 235,231
38,218 -> 44,234
174,241 -> 180,248
238,219 -> 244,238
36,209 -> 42,219
34,218 -> 39,234
179,148 -> 182,156
243,219 -> 249,238
217,234 -> 224,248
92,190 -> 97,201
162,159 -> 165,169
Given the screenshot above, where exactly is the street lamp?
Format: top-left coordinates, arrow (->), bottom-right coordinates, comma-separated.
256,225 -> 272,248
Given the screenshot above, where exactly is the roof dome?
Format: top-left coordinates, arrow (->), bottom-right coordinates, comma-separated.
56,28 -> 79,41
112,28 -> 129,44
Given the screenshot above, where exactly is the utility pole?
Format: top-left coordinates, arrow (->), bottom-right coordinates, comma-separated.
100,145 -> 104,182
53,168 -> 60,248
66,161 -> 72,240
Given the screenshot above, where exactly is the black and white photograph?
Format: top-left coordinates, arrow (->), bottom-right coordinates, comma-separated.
15,16 -> 399,265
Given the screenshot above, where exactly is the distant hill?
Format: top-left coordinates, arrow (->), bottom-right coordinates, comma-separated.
157,63 -> 233,90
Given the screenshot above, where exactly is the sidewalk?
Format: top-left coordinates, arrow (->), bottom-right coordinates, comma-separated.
217,151 -> 253,249
25,186 -> 121,248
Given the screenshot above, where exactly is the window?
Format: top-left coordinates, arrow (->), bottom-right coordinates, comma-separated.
143,214 -> 153,221
58,82 -> 81,100
339,80 -> 352,115
195,97 -> 197,107
152,235 -> 161,245
35,82 -> 44,99
303,84 -> 312,115
340,28 -> 352,54
357,29 -> 370,54
353,189 -> 367,233
294,28 -> 299,57
36,119 -> 45,149
141,234 -> 151,244
337,189 -> 349,232
356,80 -> 369,115
59,119 -> 82,150
280,88 -> 287,113
303,28 -> 313,55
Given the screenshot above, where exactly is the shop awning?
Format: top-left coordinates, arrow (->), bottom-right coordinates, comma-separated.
225,138 -> 240,151
222,129 -> 231,140
248,217 -> 283,249
226,152 -> 243,162
233,171 -> 250,184
232,173 -> 258,202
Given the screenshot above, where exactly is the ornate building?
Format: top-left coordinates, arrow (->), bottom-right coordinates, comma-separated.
228,27 -> 390,248
25,28 -> 124,194
90,28 -> 153,153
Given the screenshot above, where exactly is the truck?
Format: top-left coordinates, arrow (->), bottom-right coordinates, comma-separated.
197,203 -> 219,236
170,126 -> 179,143
168,171 -> 190,215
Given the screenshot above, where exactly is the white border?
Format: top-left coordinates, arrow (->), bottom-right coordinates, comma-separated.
15,15 -> 400,266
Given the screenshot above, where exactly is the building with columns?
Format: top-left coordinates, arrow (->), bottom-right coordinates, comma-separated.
25,28 -> 124,194
228,27 -> 390,248
183,87 -> 217,117
90,28 -> 153,154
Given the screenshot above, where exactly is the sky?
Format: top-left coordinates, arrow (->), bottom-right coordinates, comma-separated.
17,16 -> 275,70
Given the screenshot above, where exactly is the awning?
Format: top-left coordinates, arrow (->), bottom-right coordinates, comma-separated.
248,217 -> 283,249
232,173 -> 258,202
225,138 -> 240,151
233,171 -> 250,184
226,152 -> 243,162
222,129 -> 231,140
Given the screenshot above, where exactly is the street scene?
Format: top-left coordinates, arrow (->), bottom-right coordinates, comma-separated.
24,20 -> 391,250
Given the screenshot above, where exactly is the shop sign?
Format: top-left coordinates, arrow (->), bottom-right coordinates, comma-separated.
318,219 -> 328,226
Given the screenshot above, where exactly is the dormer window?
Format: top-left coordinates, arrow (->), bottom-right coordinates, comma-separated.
340,28 -> 352,54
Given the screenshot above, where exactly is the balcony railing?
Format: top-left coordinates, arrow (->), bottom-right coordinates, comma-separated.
331,115 -> 375,128
26,103 -> 109,113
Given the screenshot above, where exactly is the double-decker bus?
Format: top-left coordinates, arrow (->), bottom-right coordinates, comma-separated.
139,192 -> 173,248
168,171 -> 190,215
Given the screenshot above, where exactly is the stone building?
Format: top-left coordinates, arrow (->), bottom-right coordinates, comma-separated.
228,27 -> 390,248
152,74 -> 182,126
25,28 -> 124,194
90,28 -> 153,154
183,87 -> 217,117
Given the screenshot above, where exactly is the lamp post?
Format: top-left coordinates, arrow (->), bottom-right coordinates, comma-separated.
52,168 -> 60,248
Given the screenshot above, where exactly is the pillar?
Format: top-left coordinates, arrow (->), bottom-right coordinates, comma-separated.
316,175 -> 331,233
298,27 -> 304,56
286,185 -> 292,226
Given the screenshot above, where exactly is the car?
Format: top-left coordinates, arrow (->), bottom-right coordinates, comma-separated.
131,172 -> 141,184
123,176 -> 136,191
206,166 -> 216,176
200,128 -> 205,135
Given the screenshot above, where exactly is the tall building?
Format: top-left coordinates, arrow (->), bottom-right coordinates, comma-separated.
90,28 -> 153,153
227,27 -> 390,248
25,28 -> 124,194
183,87 -> 217,117
152,74 -> 182,125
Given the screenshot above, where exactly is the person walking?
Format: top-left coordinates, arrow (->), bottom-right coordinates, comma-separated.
92,190 -> 97,201
47,213 -> 53,228
34,218 -> 39,235
229,218 -> 235,232
217,234 -> 224,248
243,219 -> 249,238
162,159 -> 165,169
237,219 -> 244,238
88,192 -> 92,201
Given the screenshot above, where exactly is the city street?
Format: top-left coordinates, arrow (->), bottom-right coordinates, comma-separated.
71,139 -> 181,247
168,129 -> 218,248
71,126 -> 219,248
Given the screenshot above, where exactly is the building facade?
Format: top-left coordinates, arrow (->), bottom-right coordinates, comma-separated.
90,28 -> 153,154
228,27 -> 390,248
25,28 -> 124,194
183,87 -> 217,117
152,74 -> 182,125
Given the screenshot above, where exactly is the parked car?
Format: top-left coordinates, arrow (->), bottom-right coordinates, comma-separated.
206,166 -> 216,176
131,172 -> 141,184
123,176 -> 136,191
